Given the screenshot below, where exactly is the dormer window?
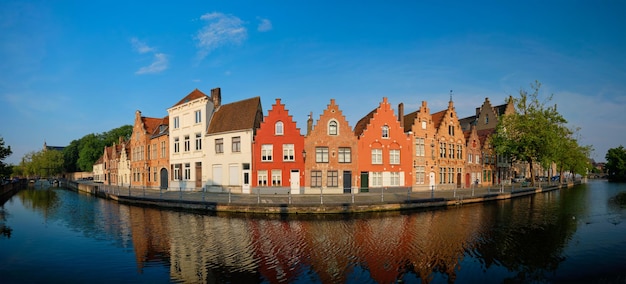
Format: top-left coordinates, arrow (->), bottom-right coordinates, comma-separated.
328,120 -> 338,136
485,114 -> 489,124
382,125 -> 389,138
275,121 -> 284,135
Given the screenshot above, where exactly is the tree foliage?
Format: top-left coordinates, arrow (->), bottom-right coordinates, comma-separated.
63,125 -> 132,172
16,149 -> 64,178
491,81 -> 588,185
0,136 -> 13,178
605,146 -> 626,182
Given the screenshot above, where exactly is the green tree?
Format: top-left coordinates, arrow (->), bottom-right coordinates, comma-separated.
62,139 -> 81,172
491,81 -> 568,185
605,146 -> 626,182
76,134 -> 104,172
62,125 -> 131,173
0,136 -> 12,178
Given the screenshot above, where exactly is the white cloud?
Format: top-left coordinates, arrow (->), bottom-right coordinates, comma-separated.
257,17 -> 272,32
130,37 -> 154,54
195,12 -> 247,60
135,53 -> 168,75
131,38 -> 168,74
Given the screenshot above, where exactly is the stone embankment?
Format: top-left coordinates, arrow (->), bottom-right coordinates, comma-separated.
65,180 -> 581,215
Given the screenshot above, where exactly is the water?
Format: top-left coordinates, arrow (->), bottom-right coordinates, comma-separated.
1,180 -> 625,283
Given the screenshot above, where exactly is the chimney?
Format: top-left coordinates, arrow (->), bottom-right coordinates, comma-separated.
211,87 -> 221,108
307,112 -> 313,136
398,103 -> 404,127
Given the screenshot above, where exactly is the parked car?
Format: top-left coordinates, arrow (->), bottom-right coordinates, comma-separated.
551,176 -> 560,182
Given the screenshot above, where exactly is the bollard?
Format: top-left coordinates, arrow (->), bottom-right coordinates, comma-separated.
179,187 -> 182,200
228,188 -> 231,204
257,188 -> 260,204
381,187 -> 385,202
453,187 -> 456,198
320,188 -> 323,205
352,190 -> 355,203
128,185 -> 131,196
202,186 -> 205,202
288,191 -> 291,204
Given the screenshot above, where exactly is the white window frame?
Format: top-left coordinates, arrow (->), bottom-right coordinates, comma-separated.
371,149 -> 382,164
261,144 -> 273,161
389,149 -> 400,165
283,144 -> 295,161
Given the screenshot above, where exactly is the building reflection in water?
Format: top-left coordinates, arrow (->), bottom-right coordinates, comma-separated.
124,192 -> 579,283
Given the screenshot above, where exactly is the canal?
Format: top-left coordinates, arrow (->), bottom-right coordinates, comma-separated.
1,180 -> 625,283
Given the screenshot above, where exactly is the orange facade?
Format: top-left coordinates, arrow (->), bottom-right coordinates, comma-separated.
405,100 -> 439,190
252,99 -> 305,193
130,110 -> 169,188
303,99 -> 358,194
355,97 -> 412,191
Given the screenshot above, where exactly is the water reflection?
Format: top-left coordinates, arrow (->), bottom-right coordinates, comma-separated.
120,190 -> 585,283
3,182 -> 625,283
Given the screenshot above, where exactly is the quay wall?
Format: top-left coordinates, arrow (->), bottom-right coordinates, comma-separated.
66,181 -> 581,215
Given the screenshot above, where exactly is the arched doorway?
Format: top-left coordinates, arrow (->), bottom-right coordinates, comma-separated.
160,168 -> 168,189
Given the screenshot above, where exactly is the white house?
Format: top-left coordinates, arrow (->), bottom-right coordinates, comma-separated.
167,88 -> 221,191
204,96 -> 263,194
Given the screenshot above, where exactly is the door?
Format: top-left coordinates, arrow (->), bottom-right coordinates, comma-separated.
195,162 -> 202,189
429,172 -> 435,190
242,163 -> 250,193
465,173 -> 470,188
160,168 -> 168,189
457,172 -> 462,188
343,171 -> 352,193
360,172 -> 369,192
290,170 -> 300,194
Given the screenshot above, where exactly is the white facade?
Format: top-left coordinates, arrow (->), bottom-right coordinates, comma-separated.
204,130 -> 254,193
167,94 -> 215,191
93,162 -> 104,183
118,145 -> 131,187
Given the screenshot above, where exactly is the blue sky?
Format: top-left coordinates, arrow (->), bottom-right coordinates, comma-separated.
1,0 -> 624,165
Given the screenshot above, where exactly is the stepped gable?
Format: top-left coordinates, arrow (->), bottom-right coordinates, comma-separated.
353,108 -> 377,137
207,96 -> 262,134
431,109 -> 446,130
170,88 -> 209,108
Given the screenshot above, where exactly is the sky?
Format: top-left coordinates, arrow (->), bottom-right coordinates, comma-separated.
1,0 -> 625,165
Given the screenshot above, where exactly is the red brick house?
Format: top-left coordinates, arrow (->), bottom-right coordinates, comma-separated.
403,100 -> 439,191
303,99 -> 358,194
130,110 -> 165,188
252,98 -> 305,194
354,97 -> 412,192
464,125 -> 482,187
431,99 -> 466,190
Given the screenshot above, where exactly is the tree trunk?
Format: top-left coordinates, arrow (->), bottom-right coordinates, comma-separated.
528,158 -> 535,186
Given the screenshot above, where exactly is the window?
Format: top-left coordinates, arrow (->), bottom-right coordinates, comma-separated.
448,125 -> 454,136
283,144 -> 294,161
338,147 -> 351,163
328,120 -> 338,136
315,147 -> 329,163
448,167 -> 454,183
469,153 -> 473,163
271,170 -> 281,186
440,167 -> 445,184
258,170 -> 268,186
184,163 -> 191,180
173,116 -> 180,129
275,122 -> 284,135
457,145 -> 462,159
485,114 -> 489,124
416,138 -> 425,157
161,141 -> 166,158
184,135 -> 190,152
372,149 -> 382,164
195,133 -> 202,150
153,167 -> 157,182
449,144 -> 454,158
311,170 -> 322,187
390,172 -> 400,186
152,143 -> 157,159
195,110 -> 201,124
327,171 -> 338,187
390,149 -> 400,165
416,166 -> 425,184
476,155 -> 480,164
382,125 -> 389,138
232,136 -> 241,153
371,172 -> 382,187
214,138 -> 223,154
261,144 -> 273,161
174,137 -> 180,153
173,164 -> 182,180
147,145 -> 151,160
147,167 -> 151,182
440,143 -> 445,158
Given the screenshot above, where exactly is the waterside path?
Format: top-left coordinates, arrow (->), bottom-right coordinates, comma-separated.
62,180 -> 582,215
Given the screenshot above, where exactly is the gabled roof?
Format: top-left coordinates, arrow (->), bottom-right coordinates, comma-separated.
142,116 -> 162,135
353,108 -> 376,137
477,128 -> 495,145
151,116 -> 169,138
402,110 -> 419,133
171,89 -> 209,108
431,109 -> 446,130
207,97 -> 262,135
